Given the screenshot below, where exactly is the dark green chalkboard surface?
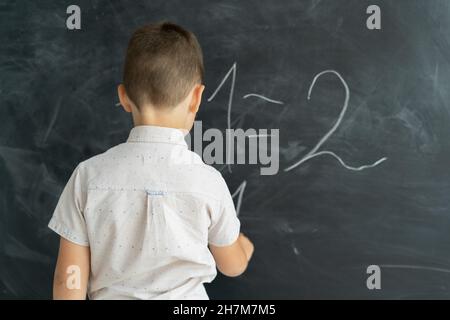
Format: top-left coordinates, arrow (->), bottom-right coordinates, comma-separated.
1,0 -> 450,299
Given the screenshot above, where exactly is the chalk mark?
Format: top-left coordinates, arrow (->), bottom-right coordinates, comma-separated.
207,63 -> 237,173
41,97 -> 63,146
284,70 -> 387,172
248,134 -> 274,138
380,264 -> 450,275
231,180 -> 247,217
300,151 -> 388,171
243,93 -> 284,105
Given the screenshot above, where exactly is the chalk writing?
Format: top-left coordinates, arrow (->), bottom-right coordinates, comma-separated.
284,70 -> 387,172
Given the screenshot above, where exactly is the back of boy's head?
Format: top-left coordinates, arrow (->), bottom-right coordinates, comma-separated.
123,22 -> 204,109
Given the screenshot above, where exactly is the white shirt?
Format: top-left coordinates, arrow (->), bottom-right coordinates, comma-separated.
48,125 -> 240,300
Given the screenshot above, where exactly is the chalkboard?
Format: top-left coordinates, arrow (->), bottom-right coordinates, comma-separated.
2,0 -> 450,299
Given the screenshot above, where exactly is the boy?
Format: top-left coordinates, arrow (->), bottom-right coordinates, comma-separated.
49,22 -> 254,300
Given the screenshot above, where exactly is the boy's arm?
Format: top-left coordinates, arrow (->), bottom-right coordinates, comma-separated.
209,233 -> 254,277
53,237 -> 90,300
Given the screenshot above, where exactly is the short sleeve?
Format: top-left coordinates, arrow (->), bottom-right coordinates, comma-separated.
208,177 -> 241,247
48,164 -> 89,246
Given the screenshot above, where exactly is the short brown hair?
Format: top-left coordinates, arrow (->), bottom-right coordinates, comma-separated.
123,22 -> 204,109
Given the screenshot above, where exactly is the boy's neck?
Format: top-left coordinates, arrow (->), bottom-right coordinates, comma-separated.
132,108 -> 188,131
134,118 -> 181,129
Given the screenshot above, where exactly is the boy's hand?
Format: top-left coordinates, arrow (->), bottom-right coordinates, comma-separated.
209,232 -> 254,278
238,233 -> 254,261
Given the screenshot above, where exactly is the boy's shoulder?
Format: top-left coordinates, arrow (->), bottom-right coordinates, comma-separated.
78,143 -> 220,171
76,144 -> 121,170
75,144 -> 228,192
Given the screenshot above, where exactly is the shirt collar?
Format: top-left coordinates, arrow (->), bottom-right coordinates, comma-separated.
127,125 -> 188,147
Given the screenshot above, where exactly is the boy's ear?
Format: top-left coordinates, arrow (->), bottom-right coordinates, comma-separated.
189,84 -> 205,113
118,84 -> 132,113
